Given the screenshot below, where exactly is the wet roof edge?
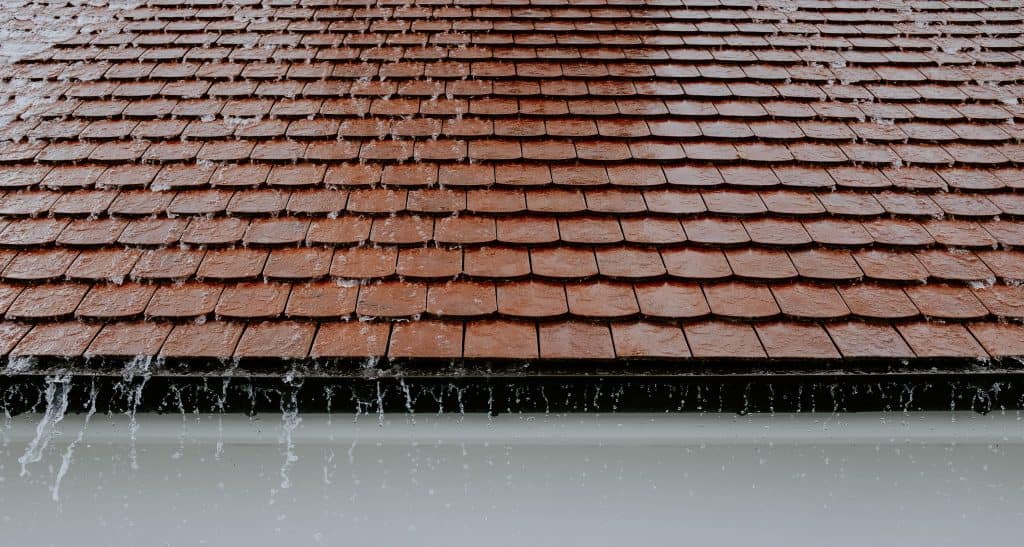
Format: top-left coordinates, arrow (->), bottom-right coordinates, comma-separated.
3,355 -> 1023,378
3,368 -> 1023,415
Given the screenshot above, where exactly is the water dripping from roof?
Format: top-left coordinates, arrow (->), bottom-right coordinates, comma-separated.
18,374 -> 71,476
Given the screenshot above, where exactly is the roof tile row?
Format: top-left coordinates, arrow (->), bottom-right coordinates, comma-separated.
0,245 -> 1016,284
6,318 -> 1023,362
3,278 -> 1022,322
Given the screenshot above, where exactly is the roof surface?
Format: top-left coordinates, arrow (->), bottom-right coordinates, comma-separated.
2,0 -> 1024,369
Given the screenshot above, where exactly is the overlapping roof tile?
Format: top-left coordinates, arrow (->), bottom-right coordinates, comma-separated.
2,0 -> 1024,368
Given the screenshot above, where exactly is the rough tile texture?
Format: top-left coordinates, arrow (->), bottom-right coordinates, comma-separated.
1,0 -> 1024,367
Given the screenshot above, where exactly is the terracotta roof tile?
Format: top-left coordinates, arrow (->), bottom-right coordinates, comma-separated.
12,322 -> 99,357
161,321 -> 243,359
539,321 -> 614,360
755,323 -> 840,360
4,0 -> 1024,367
898,323 -> 988,359
611,322 -> 689,359
388,320 -> 462,359
311,321 -> 389,359
87,321 -> 171,358
685,321 -> 765,359
235,321 -> 315,360
827,322 -> 914,359
464,319 -> 537,359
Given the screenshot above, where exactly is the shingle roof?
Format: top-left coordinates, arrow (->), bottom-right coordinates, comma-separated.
2,0 -> 1024,368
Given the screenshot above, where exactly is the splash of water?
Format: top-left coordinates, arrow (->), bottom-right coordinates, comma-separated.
51,380 -> 98,502
19,375 -> 72,476
123,356 -> 152,471
214,377 -> 231,461
278,385 -> 302,490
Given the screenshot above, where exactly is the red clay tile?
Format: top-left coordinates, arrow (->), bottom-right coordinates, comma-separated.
216,282 -> 289,319
566,282 -> 638,318
612,322 -> 689,358
0,322 -> 30,356
977,251 -> 1024,283
559,216 -> 623,244
311,321 -> 389,358
396,248 -> 462,279
772,284 -> 851,319
389,320 -> 463,359
325,164 -> 382,188
853,250 -> 929,282
497,281 -> 567,318
439,164 -> 494,187
595,247 -> 666,278
407,189 -> 465,214
285,282 -> 357,318
792,206 -> 867,238
131,248 -> 203,280
434,216 -> 496,245
161,322 -> 243,359
530,247 -> 597,279
788,249 -> 862,281
619,218 -> 687,244
756,323 -> 840,359
264,247 -> 332,280
0,218 -> 68,247
7,284 -> 88,320
467,189 -> 526,213
683,218 -> 750,245
244,218 -> 309,246
662,248 -> 732,280
331,247 -> 397,279
973,285 -> 1024,319
463,247 -> 529,279
496,217 -> 559,244
464,320 -> 538,359
526,189 -> 586,213
635,282 -> 710,319
898,323 -> 987,358
726,249 -> 797,280
539,321 -> 614,359
2,249 -> 78,281
370,216 -> 433,245
685,321 -> 765,359
306,217 -> 371,245
196,249 -> 267,281
827,322 -> 914,359
840,285 -> 919,319
87,322 -> 172,358
146,283 -> 222,319
916,250 -> 995,282
905,285 -> 988,319
426,281 -> 496,318
66,248 -> 140,282
743,219 -> 812,246
77,284 -> 156,319
607,165 -> 668,187
235,321 -> 315,359
968,323 -> 1024,357
703,191 -> 766,215
0,284 -> 22,315
357,281 -> 426,318
704,283 -> 779,318
12,322 -> 100,357
181,217 -> 247,247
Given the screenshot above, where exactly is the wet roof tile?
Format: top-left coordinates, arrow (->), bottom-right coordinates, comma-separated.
1,0 -> 1024,371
